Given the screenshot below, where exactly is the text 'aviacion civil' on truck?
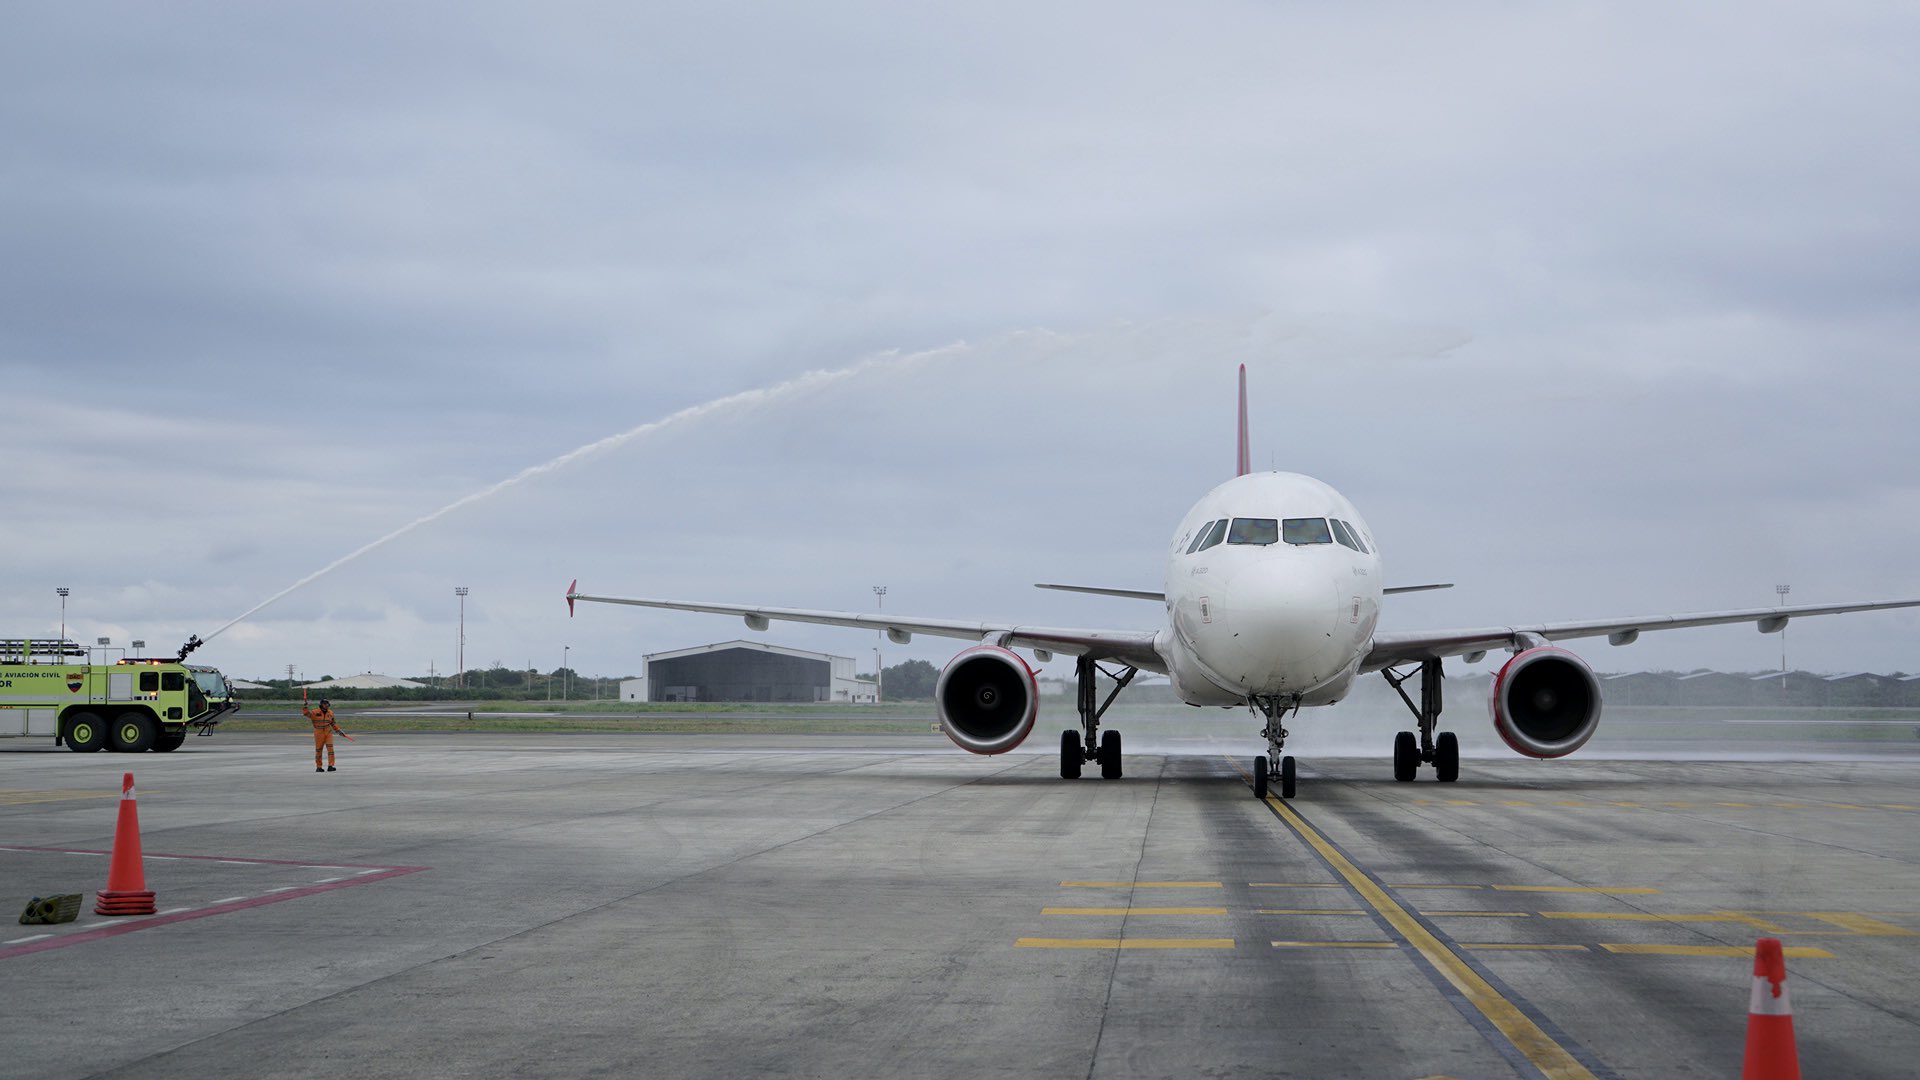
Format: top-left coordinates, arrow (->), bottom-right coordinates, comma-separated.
0,638 -> 236,752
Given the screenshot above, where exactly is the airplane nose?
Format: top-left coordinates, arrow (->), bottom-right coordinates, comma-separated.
1219,560 -> 1342,689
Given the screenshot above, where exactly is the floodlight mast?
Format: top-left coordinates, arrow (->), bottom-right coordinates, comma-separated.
1776,584 -> 1791,691
873,586 -> 886,702
455,587 -> 470,690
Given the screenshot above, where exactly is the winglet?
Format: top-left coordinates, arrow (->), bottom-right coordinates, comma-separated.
566,579 -> 577,617
1235,364 -> 1251,477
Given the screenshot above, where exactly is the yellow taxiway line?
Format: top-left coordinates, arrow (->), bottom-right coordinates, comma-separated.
1266,796 -> 1602,1080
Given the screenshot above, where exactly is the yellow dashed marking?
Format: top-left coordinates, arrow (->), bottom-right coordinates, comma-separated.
1389,884 -> 1484,890
1270,940 -> 1397,949
1249,882 -> 1344,889
1423,911 -> 1535,918
1791,913 -> 1917,937
1541,911 -> 1792,934
1493,885 -> 1660,895
1600,944 -> 1834,959
1462,943 -> 1590,952
1042,907 -> 1226,916
1015,938 -> 1234,949
0,789 -> 117,807
1059,881 -> 1222,889
1257,909 -> 1370,916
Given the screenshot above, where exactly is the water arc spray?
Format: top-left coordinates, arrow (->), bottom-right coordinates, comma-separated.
192,345 -> 960,650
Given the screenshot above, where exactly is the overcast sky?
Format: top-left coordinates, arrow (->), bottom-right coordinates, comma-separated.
4,3 -> 1917,687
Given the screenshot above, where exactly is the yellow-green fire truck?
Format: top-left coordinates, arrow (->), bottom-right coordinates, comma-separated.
0,639 -> 235,752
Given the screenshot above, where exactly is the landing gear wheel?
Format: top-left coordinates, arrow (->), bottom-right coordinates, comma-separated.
112,713 -> 157,753
1060,729 -> 1082,779
1435,731 -> 1460,783
65,713 -> 107,753
1253,755 -> 1268,799
1392,731 -> 1418,782
154,729 -> 187,753
1280,755 -> 1296,800
1098,729 -> 1122,780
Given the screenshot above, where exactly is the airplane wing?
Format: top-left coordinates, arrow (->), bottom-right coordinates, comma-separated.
1363,597 -> 1920,671
1035,582 -> 1452,599
566,585 -> 1167,672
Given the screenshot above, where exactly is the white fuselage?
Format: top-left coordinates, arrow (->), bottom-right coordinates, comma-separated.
1158,472 -> 1382,707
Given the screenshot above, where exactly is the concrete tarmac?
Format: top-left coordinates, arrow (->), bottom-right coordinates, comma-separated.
4,732 -> 1919,1079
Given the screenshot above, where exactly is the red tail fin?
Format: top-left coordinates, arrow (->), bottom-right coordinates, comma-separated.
1235,364 -> 1251,476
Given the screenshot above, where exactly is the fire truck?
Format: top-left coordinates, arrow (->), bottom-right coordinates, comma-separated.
0,638 -> 236,752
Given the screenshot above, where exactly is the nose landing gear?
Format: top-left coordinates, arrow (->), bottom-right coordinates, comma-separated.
1383,657 -> 1459,782
1251,695 -> 1299,799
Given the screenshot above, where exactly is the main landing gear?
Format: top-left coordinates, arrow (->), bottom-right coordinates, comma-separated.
1060,656 -> 1137,781
1383,657 -> 1459,783
1251,695 -> 1299,800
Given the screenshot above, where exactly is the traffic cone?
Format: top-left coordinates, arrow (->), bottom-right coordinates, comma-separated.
1742,937 -> 1801,1080
94,772 -> 156,916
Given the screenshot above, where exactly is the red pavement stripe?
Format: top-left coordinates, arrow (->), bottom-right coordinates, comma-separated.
0,844 -> 405,869
0,860 -> 427,961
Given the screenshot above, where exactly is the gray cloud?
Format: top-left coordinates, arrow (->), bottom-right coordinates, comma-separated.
3,3 -> 1916,684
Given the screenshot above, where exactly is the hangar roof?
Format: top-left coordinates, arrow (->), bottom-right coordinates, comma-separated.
643,639 -> 854,665
298,673 -> 430,690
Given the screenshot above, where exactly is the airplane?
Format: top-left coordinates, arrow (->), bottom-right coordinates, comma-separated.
566,366 -> 1920,799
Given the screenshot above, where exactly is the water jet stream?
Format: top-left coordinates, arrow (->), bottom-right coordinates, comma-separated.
198,345 -> 957,646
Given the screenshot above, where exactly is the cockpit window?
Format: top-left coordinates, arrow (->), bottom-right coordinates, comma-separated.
1186,520 -> 1218,554
1197,518 -> 1229,552
1227,518 -> 1279,545
1330,519 -> 1361,552
1282,517 -> 1333,545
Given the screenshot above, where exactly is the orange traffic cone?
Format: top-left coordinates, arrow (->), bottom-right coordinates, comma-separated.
1742,937 -> 1801,1080
94,772 -> 156,916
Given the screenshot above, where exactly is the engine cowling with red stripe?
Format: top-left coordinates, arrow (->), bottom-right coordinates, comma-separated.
1488,646 -> 1602,758
935,645 -> 1039,755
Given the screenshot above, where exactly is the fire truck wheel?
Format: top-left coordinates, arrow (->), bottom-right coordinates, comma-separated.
65,713 -> 108,753
153,729 -> 188,752
111,712 -> 157,753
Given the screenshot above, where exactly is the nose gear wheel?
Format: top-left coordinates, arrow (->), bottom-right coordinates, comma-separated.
1250,695 -> 1299,799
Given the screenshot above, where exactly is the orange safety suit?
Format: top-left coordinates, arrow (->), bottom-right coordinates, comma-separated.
303,704 -> 338,770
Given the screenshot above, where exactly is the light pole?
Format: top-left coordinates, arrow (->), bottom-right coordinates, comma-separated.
563,645 -> 570,700
872,585 -> 887,703
56,587 -> 69,646
1776,584 -> 1791,692
454,587 -> 469,690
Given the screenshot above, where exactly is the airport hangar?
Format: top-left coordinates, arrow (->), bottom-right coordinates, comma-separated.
619,640 -> 878,704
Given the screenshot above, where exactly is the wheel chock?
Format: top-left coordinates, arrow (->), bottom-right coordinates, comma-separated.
18,893 -> 82,925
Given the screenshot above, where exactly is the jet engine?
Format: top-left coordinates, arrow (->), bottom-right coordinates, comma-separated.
935,645 -> 1039,755
1488,646 -> 1602,758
